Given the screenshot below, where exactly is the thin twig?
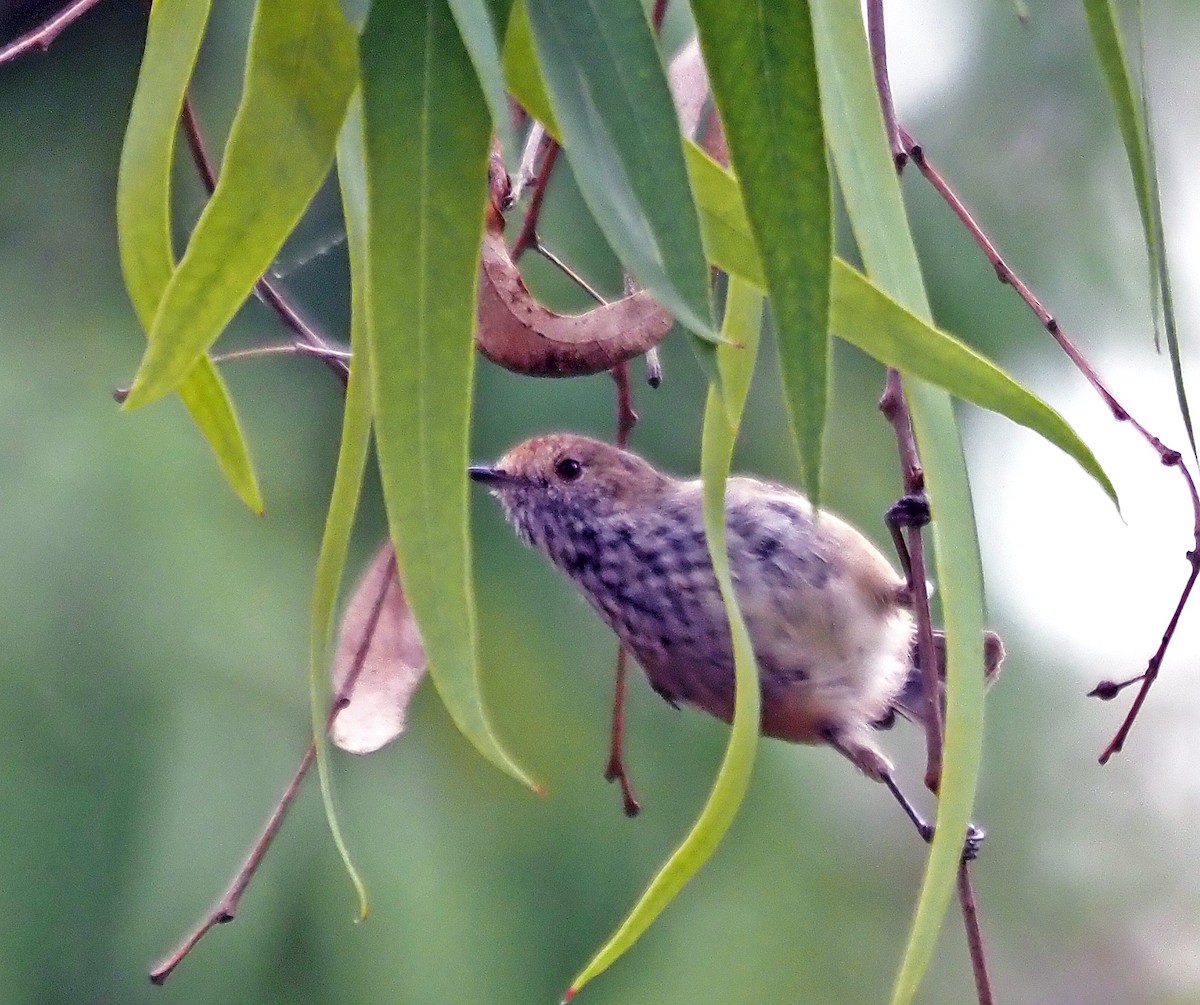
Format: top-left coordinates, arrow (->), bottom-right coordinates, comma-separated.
865,0 -> 905,169
899,125 -> 1200,762
533,241 -> 606,304
179,98 -> 349,386
879,369 -> 943,790
510,140 -> 560,261
149,553 -> 398,985
613,360 -> 639,449
958,864 -> 995,1005
511,122 -> 547,204
599,360 -> 643,815
603,646 -> 640,816
0,0 -> 106,65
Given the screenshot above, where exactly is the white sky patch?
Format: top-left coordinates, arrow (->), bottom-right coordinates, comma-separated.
876,0 -> 978,116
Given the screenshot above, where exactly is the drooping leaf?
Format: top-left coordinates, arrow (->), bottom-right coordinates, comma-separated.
115,0 -> 261,512
523,0 -> 716,340
687,143 -> 1117,508
832,262 -> 1117,506
568,278 -> 764,999
1081,0 -> 1194,459
809,5 -> 983,1001
360,0 -> 535,789
121,0 -> 358,408
691,0 -> 832,506
446,0 -> 515,160
305,92 -> 376,919
502,0 -> 558,134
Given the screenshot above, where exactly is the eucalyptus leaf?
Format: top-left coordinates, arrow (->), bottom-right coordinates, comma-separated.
122,0 -> 358,408
360,0 -> 535,790
115,0 -> 261,512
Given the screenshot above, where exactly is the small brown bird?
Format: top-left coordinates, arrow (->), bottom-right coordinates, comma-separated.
470,433 -> 1001,846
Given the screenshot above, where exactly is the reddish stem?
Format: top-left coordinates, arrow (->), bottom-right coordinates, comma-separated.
900,125 -> 1200,762
0,0 -> 105,65
510,141 -> 560,261
958,864 -> 995,1005
865,0 -> 905,169
149,552 -> 398,984
879,369 -> 943,790
179,99 -> 349,386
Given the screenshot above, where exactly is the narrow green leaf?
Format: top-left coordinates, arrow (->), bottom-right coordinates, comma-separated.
687,147 -> 1117,505
685,143 -> 765,288
501,0 -> 558,134
691,0 -> 832,507
833,262 -> 1118,506
1082,0 -> 1194,458
360,0 -> 534,790
306,91 -> 374,921
115,0 -> 261,513
122,0 -> 359,409
809,6 -> 982,1002
523,0 -> 716,339
446,0 -> 515,159
568,280 -> 764,999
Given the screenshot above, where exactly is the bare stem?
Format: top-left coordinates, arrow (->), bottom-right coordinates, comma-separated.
533,241 -> 606,304
602,646 -> 641,817
0,0 -> 106,65
958,864 -> 995,1005
179,98 -> 349,386
865,0 -> 905,169
510,140 -> 560,261
879,369 -> 943,790
149,553 -> 398,984
899,125 -> 1200,762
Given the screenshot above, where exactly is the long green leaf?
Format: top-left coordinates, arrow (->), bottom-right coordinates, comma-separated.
686,144 -> 1117,507
1081,0 -> 1194,459
522,0 -> 715,340
360,0 -> 534,789
691,0 -> 832,506
810,5 -> 981,1001
567,279 -> 764,999
446,0 -> 515,160
833,262 -> 1117,505
122,0 -> 358,409
502,0 -> 558,134
306,91 -> 374,921
115,0 -> 261,513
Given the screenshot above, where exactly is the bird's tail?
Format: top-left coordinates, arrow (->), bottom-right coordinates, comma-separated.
886,630 -> 1006,728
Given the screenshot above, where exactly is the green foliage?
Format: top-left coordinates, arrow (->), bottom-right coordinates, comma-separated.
121,0 -> 357,408
102,0 -> 1175,1000
569,279 -> 764,997
359,0 -> 533,788
524,0 -> 715,340
691,0 -> 831,506
116,0 -> 261,512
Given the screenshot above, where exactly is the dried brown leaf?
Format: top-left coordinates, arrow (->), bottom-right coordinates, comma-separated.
474,162 -> 675,377
331,542 -> 427,755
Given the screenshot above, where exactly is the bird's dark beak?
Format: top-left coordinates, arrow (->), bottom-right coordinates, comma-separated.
468,464 -> 511,485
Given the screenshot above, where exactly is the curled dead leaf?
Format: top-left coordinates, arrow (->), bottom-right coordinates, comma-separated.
474,158 -> 675,378
331,542 -> 427,755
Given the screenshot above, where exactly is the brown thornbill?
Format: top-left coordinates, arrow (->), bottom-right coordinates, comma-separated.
470,433 -> 1002,851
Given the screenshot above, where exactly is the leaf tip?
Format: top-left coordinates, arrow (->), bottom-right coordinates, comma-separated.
533,781 -> 548,799
561,986 -> 578,1003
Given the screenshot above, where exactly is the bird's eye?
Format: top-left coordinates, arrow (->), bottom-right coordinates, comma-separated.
554,456 -> 583,482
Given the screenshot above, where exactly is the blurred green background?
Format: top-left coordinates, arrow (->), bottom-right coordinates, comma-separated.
3,2 -> 1200,1003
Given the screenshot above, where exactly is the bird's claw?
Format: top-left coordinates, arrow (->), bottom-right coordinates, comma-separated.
886,493 -> 931,530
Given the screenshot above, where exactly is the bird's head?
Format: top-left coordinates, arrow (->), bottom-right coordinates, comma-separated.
469,433 -> 671,546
